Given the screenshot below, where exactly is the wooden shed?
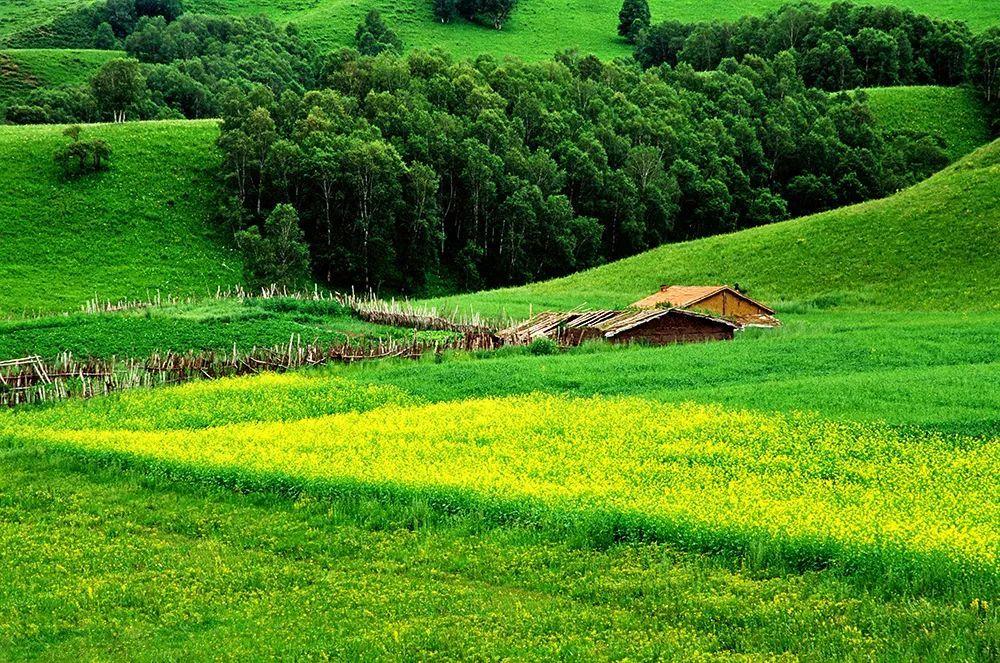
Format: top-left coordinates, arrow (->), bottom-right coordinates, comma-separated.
630,285 -> 779,327
498,308 -> 737,346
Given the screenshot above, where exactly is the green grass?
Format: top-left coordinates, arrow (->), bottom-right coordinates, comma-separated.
864,85 -> 990,161
3,446 -> 993,660
182,0 -> 998,60
0,49 -> 122,109
422,138 -> 1000,318
0,120 -> 242,317
343,310 -> 1000,437
0,0 -> 92,43
2,306 -> 998,657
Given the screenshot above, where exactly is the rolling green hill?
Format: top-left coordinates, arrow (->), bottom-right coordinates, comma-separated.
3,0 -> 995,61
0,48 -> 121,109
864,85 -> 990,161
0,120 -> 241,316
424,138 -> 1000,317
0,0 -> 92,43
183,0 -> 997,60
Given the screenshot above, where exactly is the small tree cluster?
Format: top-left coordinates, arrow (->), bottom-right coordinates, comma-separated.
435,0 -> 516,30
90,58 -> 146,122
235,204 -> 311,288
617,0 -> 650,44
54,126 -> 111,178
355,10 -> 403,56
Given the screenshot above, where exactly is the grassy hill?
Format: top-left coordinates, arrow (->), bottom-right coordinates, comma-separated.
424,138 -> 1000,318
0,0 -> 91,43
0,48 -> 121,109
864,85 -> 990,161
183,0 -> 997,60
0,120 -> 241,316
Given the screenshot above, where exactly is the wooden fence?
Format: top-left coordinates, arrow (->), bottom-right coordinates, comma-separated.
0,332 -> 500,408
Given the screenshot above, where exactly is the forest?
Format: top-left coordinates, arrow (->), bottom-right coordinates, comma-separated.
3,0 -> 997,291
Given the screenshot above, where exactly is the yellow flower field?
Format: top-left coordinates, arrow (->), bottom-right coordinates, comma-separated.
6,388 -> 997,593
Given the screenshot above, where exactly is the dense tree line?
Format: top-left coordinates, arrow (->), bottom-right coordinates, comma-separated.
5,12 -> 317,123
633,1 -> 981,91
216,48 -> 949,292
2,0 -> 184,49
2,2 -> 989,293
970,27 -> 1000,132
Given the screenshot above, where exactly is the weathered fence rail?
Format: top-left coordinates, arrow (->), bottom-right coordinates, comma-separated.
0,332 -> 500,408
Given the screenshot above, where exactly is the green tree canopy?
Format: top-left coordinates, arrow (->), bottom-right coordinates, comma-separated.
355,10 -> 403,56
618,0 -> 650,43
90,58 -> 145,122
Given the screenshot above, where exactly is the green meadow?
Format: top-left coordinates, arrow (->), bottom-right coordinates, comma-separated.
2,443 -> 992,660
0,297 -> 451,359
864,86 -> 991,161
0,0 -> 998,657
2,305 -> 998,657
4,0 -> 995,61
0,49 -> 121,109
0,120 -> 241,317
0,0 -> 92,43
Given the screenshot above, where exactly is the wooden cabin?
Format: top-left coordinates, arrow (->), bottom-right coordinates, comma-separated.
498,308 -> 738,346
630,285 -> 779,327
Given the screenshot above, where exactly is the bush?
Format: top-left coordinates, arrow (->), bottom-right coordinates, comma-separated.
528,337 -> 558,355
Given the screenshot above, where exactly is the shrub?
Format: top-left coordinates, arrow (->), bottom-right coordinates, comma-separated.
529,337 -> 558,355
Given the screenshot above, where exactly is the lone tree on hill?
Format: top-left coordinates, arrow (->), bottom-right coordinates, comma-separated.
91,58 -> 145,122
355,10 -> 403,56
433,0 -> 457,22
236,204 -> 311,288
618,0 -> 650,43
480,0 -> 515,29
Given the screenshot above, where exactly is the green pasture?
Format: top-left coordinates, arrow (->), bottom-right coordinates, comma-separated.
0,120 -> 242,317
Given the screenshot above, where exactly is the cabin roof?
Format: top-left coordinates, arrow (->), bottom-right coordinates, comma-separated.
630,285 -> 775,314
498,308 -> 738,341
